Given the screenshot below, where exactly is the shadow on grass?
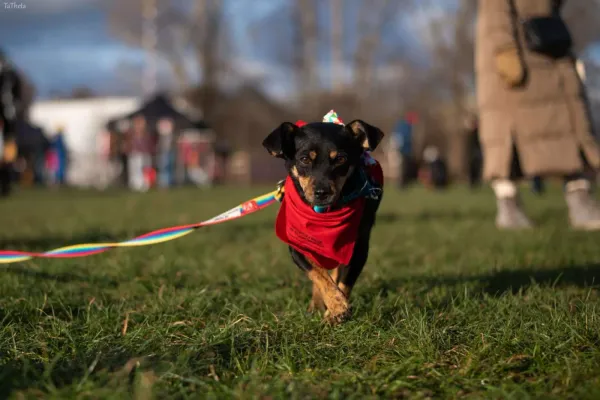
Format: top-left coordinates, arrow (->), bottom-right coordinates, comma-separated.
376,210 -> 491,223
1,265 -> 120,287
376,263 -> 600,298
479,263 -> 600,295
0,353 -> 137,398
0,336 -> 241,397
376,206 -> 565,224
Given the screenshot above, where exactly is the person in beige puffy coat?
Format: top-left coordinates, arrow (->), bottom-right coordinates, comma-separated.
475,0 -> 600,230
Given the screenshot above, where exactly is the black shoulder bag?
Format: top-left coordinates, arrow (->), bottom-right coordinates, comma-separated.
518,0 -> 573,58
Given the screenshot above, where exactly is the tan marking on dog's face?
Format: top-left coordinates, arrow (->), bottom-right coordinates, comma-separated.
309,150 -> 317,160
291,166 -> 316,203
299,176 -> 316,202
329,150 -> 338,160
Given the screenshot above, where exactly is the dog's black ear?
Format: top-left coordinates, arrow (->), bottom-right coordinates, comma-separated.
345,120 -> 385,151
262,122 -> 298,159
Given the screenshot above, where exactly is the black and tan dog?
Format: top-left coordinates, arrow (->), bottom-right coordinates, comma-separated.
263,114 -> 384,324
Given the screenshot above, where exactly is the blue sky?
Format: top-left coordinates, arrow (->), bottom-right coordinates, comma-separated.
0,0 -> 142,97
0,0 -> 285,98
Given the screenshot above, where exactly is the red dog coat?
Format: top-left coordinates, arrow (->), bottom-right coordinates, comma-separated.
275,157 -> 383,269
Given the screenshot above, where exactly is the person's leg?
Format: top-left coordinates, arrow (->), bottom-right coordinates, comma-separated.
397,154 -> 404,188
158,152 -> 170,188
0,131 -> 15,196
121,154 -> 128,187
564,173 -> 600,230
0,163 -> 10,196
128,153 -> 142,191
492,145 -> 533,229
531,176 -> 544,195
492,179 -> 533,229
469,157 -> 479,188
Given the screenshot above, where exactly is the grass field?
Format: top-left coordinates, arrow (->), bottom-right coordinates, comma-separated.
1,184 -> 600,399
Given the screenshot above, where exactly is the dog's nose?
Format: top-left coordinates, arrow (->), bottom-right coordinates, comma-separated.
314,189 -> 330,200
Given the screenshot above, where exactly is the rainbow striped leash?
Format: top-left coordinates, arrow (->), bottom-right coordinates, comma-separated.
0,185 -> 285,265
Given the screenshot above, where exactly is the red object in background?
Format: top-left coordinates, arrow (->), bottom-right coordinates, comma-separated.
418,165 -> 432,189
45,151 -> 58,173
144,167 -> 156,187
405,111 -> 419,125
295,120 -> 308,127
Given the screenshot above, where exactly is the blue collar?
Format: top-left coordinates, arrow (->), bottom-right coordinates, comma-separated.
312,166 -> 382,213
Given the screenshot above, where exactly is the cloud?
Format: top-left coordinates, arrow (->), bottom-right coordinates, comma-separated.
401,4 -> 456,50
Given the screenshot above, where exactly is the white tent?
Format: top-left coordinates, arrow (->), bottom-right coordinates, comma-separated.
29,97 -> 141,186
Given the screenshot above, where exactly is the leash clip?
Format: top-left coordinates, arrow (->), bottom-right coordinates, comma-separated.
275,179 -> 285,202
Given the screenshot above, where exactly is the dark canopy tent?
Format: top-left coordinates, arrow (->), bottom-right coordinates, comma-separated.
106,94 -> 210,134
15,120 -> 50,155
14,120 -> 50,185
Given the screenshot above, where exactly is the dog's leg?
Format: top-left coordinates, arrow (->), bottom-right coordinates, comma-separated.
332,265 -> 351,296
290,248 -> 349,323
308,282 -> 326,313
330,267 -> 341,283
308,266 -> 344,313
309,266 -> 350,324
338,197 -> 382,299
337,225 -> 373,300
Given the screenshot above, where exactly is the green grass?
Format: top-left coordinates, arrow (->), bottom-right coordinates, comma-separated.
1,184 -> 600,399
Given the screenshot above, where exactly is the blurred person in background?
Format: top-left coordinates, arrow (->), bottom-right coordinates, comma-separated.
116,119 -> 131,187
392,112 -> 418,188
0,49 -> 23,197
46,126 -> 68,186
127,115 -> 152,192
465,114 -> 483,189
157,118 -> 176,188
475,0 -> 600,230
423,145 -> 448,190
531,176 -> 545,195
95,128 -> 114,189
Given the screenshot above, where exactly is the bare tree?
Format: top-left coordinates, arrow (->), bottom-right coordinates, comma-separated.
294,0 -> 320,96
352,0 -> 397,99
330,0 -> 344,93
107,0 -> 229,118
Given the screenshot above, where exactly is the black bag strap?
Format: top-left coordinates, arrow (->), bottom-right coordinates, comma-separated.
509,0 -> 563,18
506,0 -> 521,42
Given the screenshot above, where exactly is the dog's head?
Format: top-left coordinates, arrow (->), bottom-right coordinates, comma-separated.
263,120 -> 384,207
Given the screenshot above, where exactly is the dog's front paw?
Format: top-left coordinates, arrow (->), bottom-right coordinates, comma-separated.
323,292 -> 351,325
323,306 -> 351,325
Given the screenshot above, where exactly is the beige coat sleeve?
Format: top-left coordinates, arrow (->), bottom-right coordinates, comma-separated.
480,0 -> 517,53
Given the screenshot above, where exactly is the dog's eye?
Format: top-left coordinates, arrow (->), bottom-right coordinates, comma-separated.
334,155 -> 347,165
299,156 -> 311,165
